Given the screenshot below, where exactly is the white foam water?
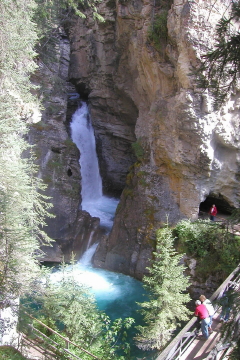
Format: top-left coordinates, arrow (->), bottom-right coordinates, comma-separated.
70,101 -> 119,230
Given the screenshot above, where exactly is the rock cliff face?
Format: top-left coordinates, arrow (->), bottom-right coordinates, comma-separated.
30,34 -> 101,262
64,0 -> 240,279
32,0 -> 240,277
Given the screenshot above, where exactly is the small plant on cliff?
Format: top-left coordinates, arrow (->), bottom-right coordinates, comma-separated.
148,0 -> 172,53
135,224 -> 191,351
148,10 -> 168,52
132,140 -> 144,162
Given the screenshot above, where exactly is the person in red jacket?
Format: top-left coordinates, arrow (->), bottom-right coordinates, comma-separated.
209,204 -> 217,221
194,300 -> 210,340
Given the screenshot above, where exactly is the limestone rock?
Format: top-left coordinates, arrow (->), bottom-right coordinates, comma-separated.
33,0 -> 240,276
65,0 -> 240,278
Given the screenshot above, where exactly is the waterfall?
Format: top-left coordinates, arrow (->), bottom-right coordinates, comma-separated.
80,243 -> 98,266
70,102 -> 102,202
70,101 -> 119,230
50,243 -> 146,317
54,104 -> 151,357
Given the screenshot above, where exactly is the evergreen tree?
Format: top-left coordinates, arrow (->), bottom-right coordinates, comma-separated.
0,0 -> 103,306
22,264 -> 134,360
135,225 -> 191,351
197,1 -> 240,108
0,0 -> 53,307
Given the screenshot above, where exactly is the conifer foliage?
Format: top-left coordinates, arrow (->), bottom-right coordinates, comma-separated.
0,0 -> 103,309
198,1 -> 240,108
0,0 -> 53,307
21,265 -> 134,359
135,225 -> 191,351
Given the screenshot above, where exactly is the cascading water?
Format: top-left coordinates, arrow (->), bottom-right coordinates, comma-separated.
51,245 -> 146,319
70,101 -> 119,230
57,99 -> 153,359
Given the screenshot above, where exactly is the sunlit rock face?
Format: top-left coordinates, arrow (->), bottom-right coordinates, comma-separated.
66,0 -> 240,278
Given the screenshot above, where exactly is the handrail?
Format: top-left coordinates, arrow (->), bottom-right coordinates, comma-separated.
24,326 -> 82,359
22,310 -> 101,360
156,264 -> 240,360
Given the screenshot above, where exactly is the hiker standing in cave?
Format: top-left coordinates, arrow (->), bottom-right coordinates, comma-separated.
209,204 -> 217,221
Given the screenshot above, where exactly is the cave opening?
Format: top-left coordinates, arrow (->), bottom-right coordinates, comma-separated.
199,194 -> 234,219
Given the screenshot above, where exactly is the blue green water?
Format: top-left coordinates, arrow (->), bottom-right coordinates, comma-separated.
50,246 -> 158,359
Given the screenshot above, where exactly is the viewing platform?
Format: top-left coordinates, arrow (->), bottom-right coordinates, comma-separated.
156,265 -> 240,360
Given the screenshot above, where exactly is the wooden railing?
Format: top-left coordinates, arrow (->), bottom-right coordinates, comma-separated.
155,264 -> 240,360
21,311 -> 101,360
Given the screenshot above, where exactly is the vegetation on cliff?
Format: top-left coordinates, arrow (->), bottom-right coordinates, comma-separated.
175,219 -> 240,279
147,0 -> 172,54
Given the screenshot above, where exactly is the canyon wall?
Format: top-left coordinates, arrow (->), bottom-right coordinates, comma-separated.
65,0 -> 240,279
32,0 -> 240,279
30,34 -> 101,262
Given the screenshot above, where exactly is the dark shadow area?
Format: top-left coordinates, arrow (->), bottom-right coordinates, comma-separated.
199,194 -> 234,218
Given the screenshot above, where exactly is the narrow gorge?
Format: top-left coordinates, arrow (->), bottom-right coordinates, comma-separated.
32,0 -> 240,284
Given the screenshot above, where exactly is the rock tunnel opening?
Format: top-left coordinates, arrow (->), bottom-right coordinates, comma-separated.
199,195 -> 233,219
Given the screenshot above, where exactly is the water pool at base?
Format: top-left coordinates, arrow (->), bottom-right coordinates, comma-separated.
49,246 -> 158,360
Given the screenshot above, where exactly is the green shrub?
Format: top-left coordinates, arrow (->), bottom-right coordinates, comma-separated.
123,188 -> 134,199
0,346 -> 27,360
174,219 -> 240,278
174,219 -> 216,257
64,138 -> 75,147
148,10 -> 168,51
132,141 -> 144,161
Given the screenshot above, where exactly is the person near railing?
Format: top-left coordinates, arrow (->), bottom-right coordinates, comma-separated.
194,300 -> 210,340
199,295 -> 215,333
218,286 -> 236,322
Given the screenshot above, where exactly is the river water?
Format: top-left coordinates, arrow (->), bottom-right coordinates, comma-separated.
50,245 -> 157,359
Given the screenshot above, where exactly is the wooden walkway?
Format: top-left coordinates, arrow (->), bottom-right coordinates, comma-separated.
179,313 -> 222,360
156,265 -> 240,360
